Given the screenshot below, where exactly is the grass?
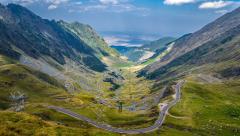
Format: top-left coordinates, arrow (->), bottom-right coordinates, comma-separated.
0,63 -> 68,107
61,69 -> 159,129
122,43 -> 174,73
160,78 -> 240,136
101,56 -> 134,68
117,70 -> 153,103
0,63 -> 120,135
141,43 -> 173,66
0,110 -> 119,136
0,55 -> 163,135
3,51 -> 239,136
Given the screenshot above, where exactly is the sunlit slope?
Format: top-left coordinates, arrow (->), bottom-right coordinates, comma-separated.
0,4 -> 106,72
0,55 -> 161,135
59,21 -> 132,68
142,7 -> 240,75
0,55 -> 67,110
111,37 -> 175,63
160,79 -> 240,136
59,21 -> 120,58
140,37 -> 176,52
141,24 -> 240,82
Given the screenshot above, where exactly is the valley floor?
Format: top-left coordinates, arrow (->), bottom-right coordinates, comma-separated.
0,55 -> 240,136
0,55 -> 162,135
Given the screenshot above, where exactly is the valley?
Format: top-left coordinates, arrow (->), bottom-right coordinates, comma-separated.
0,2 -> 239,136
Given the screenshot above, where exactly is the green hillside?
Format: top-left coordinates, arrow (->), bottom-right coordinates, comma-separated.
143,24 -> 240,81
161,79 -> 240,136
0,2 -> 240,136
0,54 -> 160,135
59,21 -> 120,59
112,37 -> 175,63
142,7 -> 240,74
141,37 -> 176,52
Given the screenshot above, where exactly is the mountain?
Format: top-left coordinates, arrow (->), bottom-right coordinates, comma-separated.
140,37 -> 176,52
135,8 -> 240,136
1,3 -> 240,136
140,7 -> 240,81
59,21 -> 119,58
0,3 -> 127,93
111,46 -> 150,62
111,37 -> 175,63
0,3 -> 109,72
0,4 -> 160,135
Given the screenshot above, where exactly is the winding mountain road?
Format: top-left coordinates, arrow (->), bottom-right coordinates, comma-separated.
48,81 -> 184,134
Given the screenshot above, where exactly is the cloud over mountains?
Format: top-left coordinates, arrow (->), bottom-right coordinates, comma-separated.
199,0 -> 235,9
2,0 -> 238,12
163,0 -> 195,5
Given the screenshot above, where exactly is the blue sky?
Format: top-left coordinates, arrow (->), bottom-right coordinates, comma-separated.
1,0 -> 240,37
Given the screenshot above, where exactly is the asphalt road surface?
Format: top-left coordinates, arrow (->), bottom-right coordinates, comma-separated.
48,81 -> 184,134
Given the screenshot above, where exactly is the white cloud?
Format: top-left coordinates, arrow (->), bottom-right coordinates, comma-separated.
78,5 -> 107,12
48,4 -> 57,9
8,0 -> 70,9
45,0 -> 68,4
199,0 -> 233,9
12,0 -> 38,5
163,0 -> 195,5
99,0 -> 119,5
70,3 -> 148,14
4,0 -> 148,14
67,0 -> 149,14
45,0 -> 69,10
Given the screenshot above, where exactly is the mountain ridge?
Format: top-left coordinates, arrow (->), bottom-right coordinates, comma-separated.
0,3 -> 108,72
141,6 -> 240,79
0,3 -> 240,136
111,37 -> 175,62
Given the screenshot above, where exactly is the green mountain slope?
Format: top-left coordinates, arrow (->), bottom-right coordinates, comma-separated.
59,21 -> 131,68
0,55 -> 66,110
0,3 -> 131,94
140,7 -> 240,81
135,7 -> 240,136
142,7 -> 240,74
0,55 -> 124,136
111,46 -> 148,62
59,21 -> 120,59
160,79 -> 240,136
112,37 -> 175,63
142,24 -> 240,81
0,2 -> 240,136
0,3 -> 106,72
140,37 -> 176,52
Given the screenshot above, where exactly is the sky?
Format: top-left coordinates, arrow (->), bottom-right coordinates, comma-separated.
0,0 -> 240,37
